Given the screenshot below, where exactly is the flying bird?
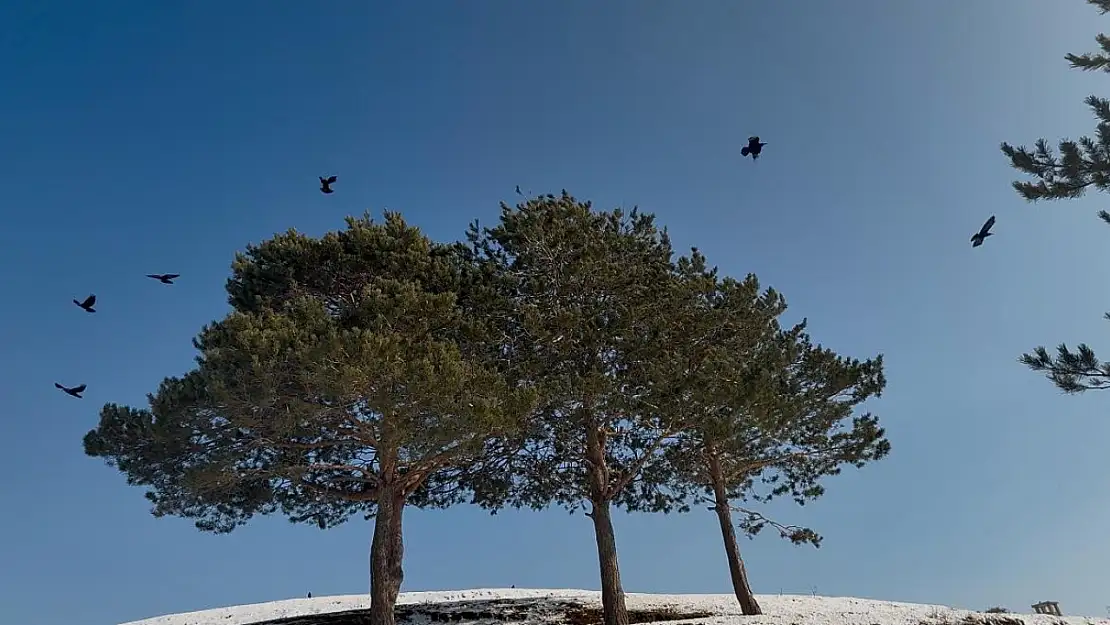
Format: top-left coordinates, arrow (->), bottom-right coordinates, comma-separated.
971,215 -> 996,247
319,175 -> 337,194
146,273 -> 180,285
515,185 -> 522,196
55,382 -> 86,398
741,136 -> 767,160
73,294 -> 96,313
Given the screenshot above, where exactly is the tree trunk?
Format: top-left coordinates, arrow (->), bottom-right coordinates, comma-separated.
585,424 -> 630,625
369,484 -> 406,625
589,498 -> 630,625
706,443 -> 762,615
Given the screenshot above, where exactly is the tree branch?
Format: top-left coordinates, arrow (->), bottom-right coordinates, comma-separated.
299,476 -> 378,502
607,427 -> 684,498
401,442 -> 475,495
727,443 -> 861,480
700,495 -> 820,546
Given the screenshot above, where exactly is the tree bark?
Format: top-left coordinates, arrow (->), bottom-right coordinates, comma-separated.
369,486 -> 405,625
369,426 -> 407,625
589,498 -> 630,625
585,424 -> 630,625
706,442 -> 762,615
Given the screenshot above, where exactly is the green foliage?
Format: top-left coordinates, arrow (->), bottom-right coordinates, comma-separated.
1020,341 -> 1110,392
657,254 -> 888,546
458,192 -> 693,514
1000,0 -> 1110,393
719,337 -> 887,544
84,212 -> 536,533
999,94 -> 1110,204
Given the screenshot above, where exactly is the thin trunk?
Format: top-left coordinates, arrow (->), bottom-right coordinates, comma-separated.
585,424 -> 630,625
589,498 -> 629,625
369,431 -> 407,625
706,443 -> 762,615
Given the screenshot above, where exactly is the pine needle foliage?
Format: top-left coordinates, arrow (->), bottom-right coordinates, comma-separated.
654,251 -> 888,544
457,191 -> 698,625
1000,0 -> 1110,392
83,212 -> 537,533
459,192 -> 691,516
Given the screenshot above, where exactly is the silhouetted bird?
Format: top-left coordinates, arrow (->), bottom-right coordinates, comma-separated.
741,136 -> 767,160
515,185 -> 522,196
319,175 -> 337,194
73,294 -> 96,313
55,382 -> 86,398
971,215 -> 996,248
146,273 -> 180,285
307,593 -> 312,599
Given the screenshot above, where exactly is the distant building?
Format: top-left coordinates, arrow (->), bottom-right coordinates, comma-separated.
1031,601 -> 1061,616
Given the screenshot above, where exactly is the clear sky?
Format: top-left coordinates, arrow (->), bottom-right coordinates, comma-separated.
3,2 -> 1110,624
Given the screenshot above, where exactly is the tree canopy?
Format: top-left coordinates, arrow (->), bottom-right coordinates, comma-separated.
460,193 -> 690,513
84,212 -> 536,625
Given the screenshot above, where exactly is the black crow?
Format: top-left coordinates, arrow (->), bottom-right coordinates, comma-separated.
73,294 -> 96,313
307,593 -> 312,599
146,273 -> 180,284
971,215 -> 996,247
55,382 -> 86,398
319,175 -> 337,194
515,185 -> 523,196
741,136 -> 767,160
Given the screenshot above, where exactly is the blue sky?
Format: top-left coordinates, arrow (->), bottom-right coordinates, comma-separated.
3,1 -> 1110,624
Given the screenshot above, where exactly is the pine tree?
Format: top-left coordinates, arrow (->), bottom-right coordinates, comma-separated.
1001,0 -> 1110,392
83,213 -> 536,625
647,251 -> 889,614
459,193 -> 694,625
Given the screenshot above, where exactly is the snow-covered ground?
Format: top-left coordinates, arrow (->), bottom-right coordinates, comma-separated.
121,589 -> 1110,625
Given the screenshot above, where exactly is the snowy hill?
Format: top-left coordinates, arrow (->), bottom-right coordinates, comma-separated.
120,589 -> 1110,625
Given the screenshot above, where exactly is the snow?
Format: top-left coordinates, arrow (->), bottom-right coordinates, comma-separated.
120,589 -> 1110,625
